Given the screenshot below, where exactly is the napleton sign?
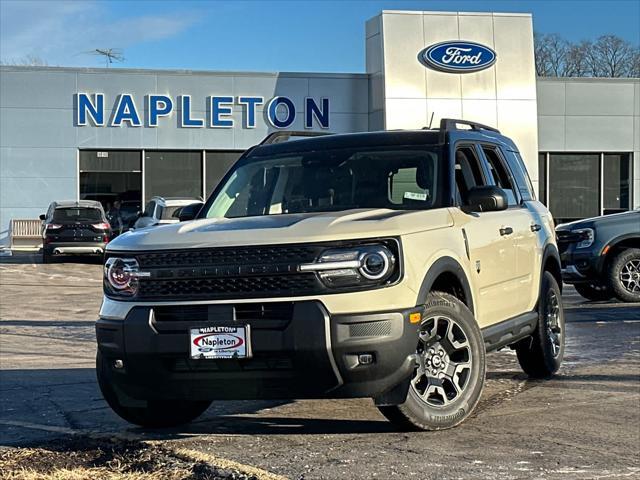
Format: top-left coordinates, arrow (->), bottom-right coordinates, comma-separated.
74,93 -> 331,129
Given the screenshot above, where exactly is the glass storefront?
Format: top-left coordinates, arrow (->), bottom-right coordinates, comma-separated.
78,149 -> 243,214
79,150 -> 142,214
144,151 -> 203,201
539,152 -> 634,224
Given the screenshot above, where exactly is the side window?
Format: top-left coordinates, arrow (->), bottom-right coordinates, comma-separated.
481,146 -> 519,206
154,204 -> 163,220
454,146 -> 486,205
143,201 -> 155,217
507,151 -> 536,201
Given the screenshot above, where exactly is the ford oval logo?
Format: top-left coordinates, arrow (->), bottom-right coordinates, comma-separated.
419,41 -> 497,73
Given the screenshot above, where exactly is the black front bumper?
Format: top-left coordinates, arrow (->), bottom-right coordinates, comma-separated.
96,301 -> 420,403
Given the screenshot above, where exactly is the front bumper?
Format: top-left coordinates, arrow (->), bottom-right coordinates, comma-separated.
96,300 -> 420,403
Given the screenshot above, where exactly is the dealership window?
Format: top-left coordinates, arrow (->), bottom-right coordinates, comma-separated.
539,152 -> 633,223
603,153 -> 631,214
205,151 -> 243,196
144,151 -> 203,202
79,150 -> 142,214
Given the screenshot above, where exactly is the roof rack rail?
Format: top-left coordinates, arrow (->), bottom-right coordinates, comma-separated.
438,118 -> 500,143
259,131 -> 333,145
440,118 -> 500,134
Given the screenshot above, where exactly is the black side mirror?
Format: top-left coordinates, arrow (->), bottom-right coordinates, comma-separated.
39,214 -> 46,221
178,202 -> 204,222
465,186 -> 508,212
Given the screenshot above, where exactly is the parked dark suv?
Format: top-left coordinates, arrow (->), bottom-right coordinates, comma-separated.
40,200 -> 111,263
556,210 -> 640,302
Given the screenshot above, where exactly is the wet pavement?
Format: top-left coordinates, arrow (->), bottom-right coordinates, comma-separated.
1,252 -> 639,479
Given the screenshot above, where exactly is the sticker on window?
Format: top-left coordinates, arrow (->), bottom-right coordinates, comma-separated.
404,191 -> 428,201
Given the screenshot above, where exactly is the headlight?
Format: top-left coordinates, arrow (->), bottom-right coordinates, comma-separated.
574,228 -> 595,249
300,244 -> 397,288
104,257 -> 147,297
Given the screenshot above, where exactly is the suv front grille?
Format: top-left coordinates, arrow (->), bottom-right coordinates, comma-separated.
108,239 -> 400,301
139,274 -> 318,300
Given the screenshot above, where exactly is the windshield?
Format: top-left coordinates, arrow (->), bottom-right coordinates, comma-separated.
53,207 -> 103,222
204,146 -> 440,218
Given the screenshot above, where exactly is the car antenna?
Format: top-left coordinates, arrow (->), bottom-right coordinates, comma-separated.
428,112 -> 434,129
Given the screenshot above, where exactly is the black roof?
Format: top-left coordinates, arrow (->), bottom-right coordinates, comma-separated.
250,130 -> 442,157
250,125 -> 519,157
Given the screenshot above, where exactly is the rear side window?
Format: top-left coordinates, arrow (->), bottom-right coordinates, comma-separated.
53,208 -> 102,222
506,151 -> 536,201
454,146 -> 486,205
481,146 -> 519,206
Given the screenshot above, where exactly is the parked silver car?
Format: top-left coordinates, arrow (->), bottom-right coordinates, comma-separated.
132,197 -> 202,230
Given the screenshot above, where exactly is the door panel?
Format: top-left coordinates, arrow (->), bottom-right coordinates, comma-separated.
459,209 -> 520,327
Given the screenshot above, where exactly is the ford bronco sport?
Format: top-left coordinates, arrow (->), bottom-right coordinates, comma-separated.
96,119 -> 564,431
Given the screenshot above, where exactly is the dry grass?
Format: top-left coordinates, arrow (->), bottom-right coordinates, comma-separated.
0,438 -> 272,480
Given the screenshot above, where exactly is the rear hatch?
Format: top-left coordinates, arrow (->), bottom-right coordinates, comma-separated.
48,207 -> 108,242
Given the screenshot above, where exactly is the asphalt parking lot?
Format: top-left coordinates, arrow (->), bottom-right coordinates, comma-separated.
1,252 -> 639,479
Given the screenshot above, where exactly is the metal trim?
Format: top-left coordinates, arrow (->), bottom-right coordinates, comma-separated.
323,310 -> 344,389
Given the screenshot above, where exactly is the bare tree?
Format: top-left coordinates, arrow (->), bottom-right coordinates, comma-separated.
534,32 -> 639,78
0,54 -> 48,66
591,35 -> 637,77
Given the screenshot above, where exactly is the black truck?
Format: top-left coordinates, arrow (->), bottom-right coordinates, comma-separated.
556,210 -> 640,302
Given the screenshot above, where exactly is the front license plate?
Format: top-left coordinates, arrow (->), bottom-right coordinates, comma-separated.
189,325 -> 251,359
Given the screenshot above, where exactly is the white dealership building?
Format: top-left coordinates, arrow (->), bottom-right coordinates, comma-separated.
1,10 -> 639,246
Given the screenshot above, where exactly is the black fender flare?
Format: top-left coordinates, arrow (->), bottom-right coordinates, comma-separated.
416,256 -> 475,316
541,242 -> 562,292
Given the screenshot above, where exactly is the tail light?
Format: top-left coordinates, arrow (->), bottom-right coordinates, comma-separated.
92,222 -> 110,230
45,224 -> 62,230
104,235 -> 110,243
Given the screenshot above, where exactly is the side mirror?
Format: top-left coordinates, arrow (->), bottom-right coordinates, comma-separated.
465,186 -> 508,213
39,214 -> 46,221
178,202 -> 204,222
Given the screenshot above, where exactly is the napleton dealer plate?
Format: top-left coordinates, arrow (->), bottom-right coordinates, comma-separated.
189,325 -> 251,359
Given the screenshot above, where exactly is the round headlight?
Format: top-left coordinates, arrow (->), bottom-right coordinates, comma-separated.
104,257 -> 140,295
359,249 -> 391,280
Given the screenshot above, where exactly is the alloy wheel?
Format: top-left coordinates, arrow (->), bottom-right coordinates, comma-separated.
619,259 -> 640,294
411,315 -> 472,407
546,289 -> 562,358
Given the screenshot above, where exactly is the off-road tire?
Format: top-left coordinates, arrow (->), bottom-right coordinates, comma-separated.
378,292 -> 485,431
96,351 -> 211,428
574,282 -> 613,302
516,272 -> 564,378
607,248 -> 640,303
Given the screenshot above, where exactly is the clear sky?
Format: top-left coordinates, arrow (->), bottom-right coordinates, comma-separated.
1,0 -> 639,72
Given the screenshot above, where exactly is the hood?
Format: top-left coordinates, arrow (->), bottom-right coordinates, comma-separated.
555,210 -> 639,231
107,208 -> 454,251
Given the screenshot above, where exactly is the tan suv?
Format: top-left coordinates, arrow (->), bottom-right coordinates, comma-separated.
96,120 -> 564,431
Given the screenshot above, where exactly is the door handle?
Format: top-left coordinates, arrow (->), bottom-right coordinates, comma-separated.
499,226 -> 513,236
531,223 -> 542,232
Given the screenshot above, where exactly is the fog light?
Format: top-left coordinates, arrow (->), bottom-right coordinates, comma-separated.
114,359 -> 124,369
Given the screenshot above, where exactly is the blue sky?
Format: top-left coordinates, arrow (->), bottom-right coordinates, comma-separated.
1,0 -> 639,72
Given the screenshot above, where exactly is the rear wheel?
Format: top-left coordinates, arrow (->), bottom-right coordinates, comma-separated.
608,248 -> 640,303
516,272 -> 564,378
574,282 -> 613,302
96,351 -> 211,428
378,292 -> 485,431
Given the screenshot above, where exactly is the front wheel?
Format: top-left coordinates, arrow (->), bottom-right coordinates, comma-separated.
515,272 -> 565,378
378,292 -> 486,431
608,248 -> 640,303
96,352 -> 211,428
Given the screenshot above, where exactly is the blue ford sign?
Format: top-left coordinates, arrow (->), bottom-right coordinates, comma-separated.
419,41 -> 497,73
